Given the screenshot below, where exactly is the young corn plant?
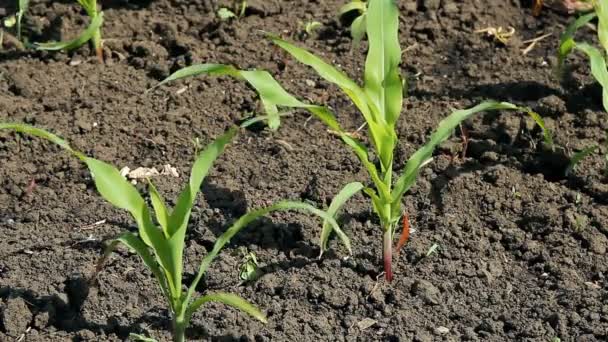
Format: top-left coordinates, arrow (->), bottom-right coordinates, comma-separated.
155,0 -> 546,282
558,0 -> 608,172
0,123 -> 344,341
35,0 -> 104,62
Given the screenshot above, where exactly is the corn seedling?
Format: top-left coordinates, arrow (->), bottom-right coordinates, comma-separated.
154,0 -> 548,281
238,250 -> 261,282
339,0 -> 367,46
35,0 -> 104,62
558,1 -> 608,111
218,1 -> 247,21
0,123 -> 344,342
304,21 -> 323,36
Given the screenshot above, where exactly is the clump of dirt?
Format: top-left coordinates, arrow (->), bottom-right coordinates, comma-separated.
0,0 -> 607,341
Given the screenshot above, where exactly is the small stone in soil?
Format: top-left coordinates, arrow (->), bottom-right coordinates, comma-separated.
412,279 -> 441,305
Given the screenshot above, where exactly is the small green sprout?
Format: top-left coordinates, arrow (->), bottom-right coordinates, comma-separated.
304,21 -> 323,36
0,123 -> 344,342
238,250 -> 261,282
566,145 -> 599,175
218,1 -> 247,21
339,0 -> 367,46
16,0 -> 29,41
155,0 -> 547,282
35,0 -> 104,63
426,243 -> 440,257
217,8 -> 237,20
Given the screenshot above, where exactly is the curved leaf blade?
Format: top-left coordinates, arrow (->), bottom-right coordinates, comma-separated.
557,12 -> 597,74
566,145 -> 599,175
573,42 -> 608,112
186,292 -> 267,323
35,12 -> 103,51
391,101 -> 519,207
320,182 -> 364,253
148,180 -> 170,238
339,1 -> 367,17
112,232 -> 170,300
184,200 -> 346,308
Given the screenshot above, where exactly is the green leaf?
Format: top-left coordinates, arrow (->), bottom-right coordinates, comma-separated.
76,0 -> 98,17
16,0 -> 29,41
271,37 -> 375,123
169,127 -> 238,238
152,63 -> 341,131
128,333 -> 158,342
113,232 -> 170,300
148,180 -> 170,238
0,123 -> 178,298
305,21 -> 323,35
340,134 -> 390,199
166,127 -> 238,295
182,200 -> 346,311
566,145 -> 599,175
186,292 -> 267,323
523,108 -> 554,149
339,0 -> 367,17
350,13 -> 367,47
391,101 -> 519,210
557,12 -> 597,74
0,123 -> 78,156
35,11 -> 103,51
320,182 -> 364,253
364,0 -> 402,128
573,42 -> 608,112
595,0 -> 608,53
218,8 -> 237,20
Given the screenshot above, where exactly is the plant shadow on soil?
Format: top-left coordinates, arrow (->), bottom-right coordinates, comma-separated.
0,275 -> 167,339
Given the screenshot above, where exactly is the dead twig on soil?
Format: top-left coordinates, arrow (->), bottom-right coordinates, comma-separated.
521,32 -> 553,55
475,26 -> 516,45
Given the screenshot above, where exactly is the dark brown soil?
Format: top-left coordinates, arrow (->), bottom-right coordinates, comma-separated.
1,0 -> 607,341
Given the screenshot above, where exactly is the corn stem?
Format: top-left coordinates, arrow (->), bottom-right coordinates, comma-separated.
383,228 -> 393,282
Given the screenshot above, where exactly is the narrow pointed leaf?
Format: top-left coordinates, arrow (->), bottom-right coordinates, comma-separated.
166,127 -> 238,293
0,123 -> 78,155
112,232 -> 170,300
339,1 -> 366,17
186,292 -> 267,323
148,180 -> 170,238
595,0 -> 608,53
523,108 -> 554,149
351,13 -> 367,47
573,42 -> 608,112
76,0 -> 98,16
557,12 -> 597,73
0,123 -> 178,296
320,182 -> 364,252
392,102 -> 519,206
364,0 -> 402,126
35,12 -> 103,51
152,64 -> 340,131
271,37 -> 375,122
340,134 -> 390,199
566,145 -> 599,175
184,200 -> 346,307
169,127 -> 238,237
